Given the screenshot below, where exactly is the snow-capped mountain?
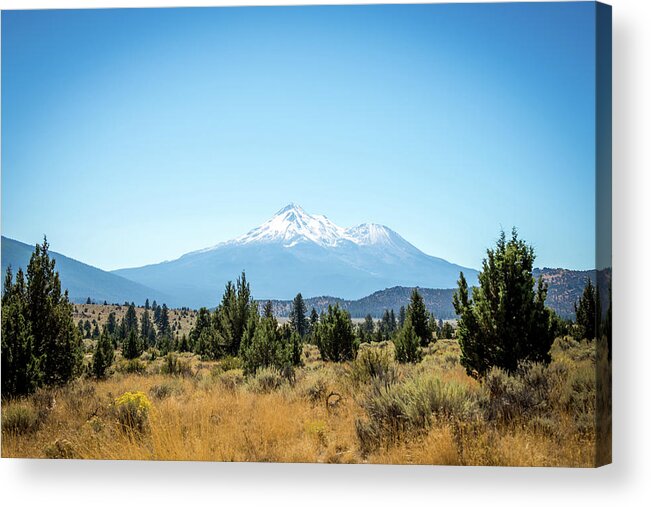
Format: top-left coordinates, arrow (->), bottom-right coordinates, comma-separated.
228,203 -> 350,248
113,204 -> 478,307
198,203 -> 419,253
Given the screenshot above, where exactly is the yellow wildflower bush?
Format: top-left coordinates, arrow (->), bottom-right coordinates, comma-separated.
114,391 -> 152,433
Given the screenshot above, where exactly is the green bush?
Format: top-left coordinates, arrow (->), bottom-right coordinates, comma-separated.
31,388 -> 57,425
63,381 -> 98,414
356,373 -> 480,453
482,362 -> 550,422
239,313 -> 299,375
44,439 -> 77,459
215,355 -> 243,373
551,335 -> 595,363
350,346 -> 398,387
303,376 -> 328,405
160,353 -> 192,377
218,369 -> 245,391
117,358 -> 147,375
149,380 -> 184,400
393,318 -> 422,364
248,366 -> 286,393
422,339 -> 461,370
313,304 -> 358,362
2,403 -> 39,435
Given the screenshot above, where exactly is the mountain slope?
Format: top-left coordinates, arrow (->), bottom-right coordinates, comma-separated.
113,204 -> 479,306
1,236 -> 170,305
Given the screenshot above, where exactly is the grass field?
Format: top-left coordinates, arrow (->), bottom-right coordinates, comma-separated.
1,337 -> 609,466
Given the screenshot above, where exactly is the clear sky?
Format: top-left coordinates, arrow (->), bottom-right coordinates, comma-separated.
2,3 -> 597,272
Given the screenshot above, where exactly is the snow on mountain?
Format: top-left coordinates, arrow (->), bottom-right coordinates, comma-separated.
198,203 -> 414,252
229,203 -> 349,248
113,203 -> 479,306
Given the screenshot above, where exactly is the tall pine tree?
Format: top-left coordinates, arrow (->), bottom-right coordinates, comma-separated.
1,267 -> 42,397
25,238 -> 82,386
140,309 -> 155,348
215,272 -> 252,356
289,292 -> 308,339
574,278 -> 601,342
406,289 -> 430,346
2,238 -> 82,395
92,327 -> 115,379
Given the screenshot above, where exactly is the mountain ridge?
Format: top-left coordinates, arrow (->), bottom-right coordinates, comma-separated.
1,235 -> 599,319
1,236 -> 169,305
267,268 -> 607,320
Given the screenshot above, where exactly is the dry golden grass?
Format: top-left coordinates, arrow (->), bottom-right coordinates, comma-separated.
1,338 -> 606,466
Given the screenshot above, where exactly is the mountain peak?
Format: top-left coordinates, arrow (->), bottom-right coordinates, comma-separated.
233,204 -> 347,248
197,204 -> 414,253
275,203 -> 305,216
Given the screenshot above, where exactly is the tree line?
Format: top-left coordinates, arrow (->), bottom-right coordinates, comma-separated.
2,229 -> 610,398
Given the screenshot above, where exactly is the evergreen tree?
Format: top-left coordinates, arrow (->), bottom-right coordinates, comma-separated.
120,303 -> 139,343
86,297 -> 92,304
406,289 -> 430,346
2,239 -> 83,395
158,334 -> 173,356
239,305 -> 299,375
106,311 -> 118,336
289,292 -> 308,339
92,323 -> 101,339
398,306 -> 406,328
92,328 -> 114,379
140,309 -> 155,348
145,298 -> 150,310
190,307 -> 213,344
378,309 -> 396,340
1,267 -> 42,397
190,307 -> 219,359
263,300 -> 274,319
177,334 -> 190,353
394,317 -> 422,364
389,309 -> 397,333
453,229 -> 558,375
122,329 -> 143,360
216,272 -> 252,356
25,237 -> 83,386
158,304 -> 171,338
360,314 -> 375,342
573,278 -> 601,342
428,312 -> 439,341
309,308 -> 319,342
313,304 -> 358,362
153,303 -> 162,326
279,322 -> 302,368
440,322 -> 455,340
83,320 -> 91,339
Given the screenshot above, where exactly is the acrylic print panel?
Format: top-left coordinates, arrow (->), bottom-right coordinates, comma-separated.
0,2 -> 611,466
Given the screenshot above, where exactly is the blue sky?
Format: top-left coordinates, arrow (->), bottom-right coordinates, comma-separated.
2,3 -> 597,271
